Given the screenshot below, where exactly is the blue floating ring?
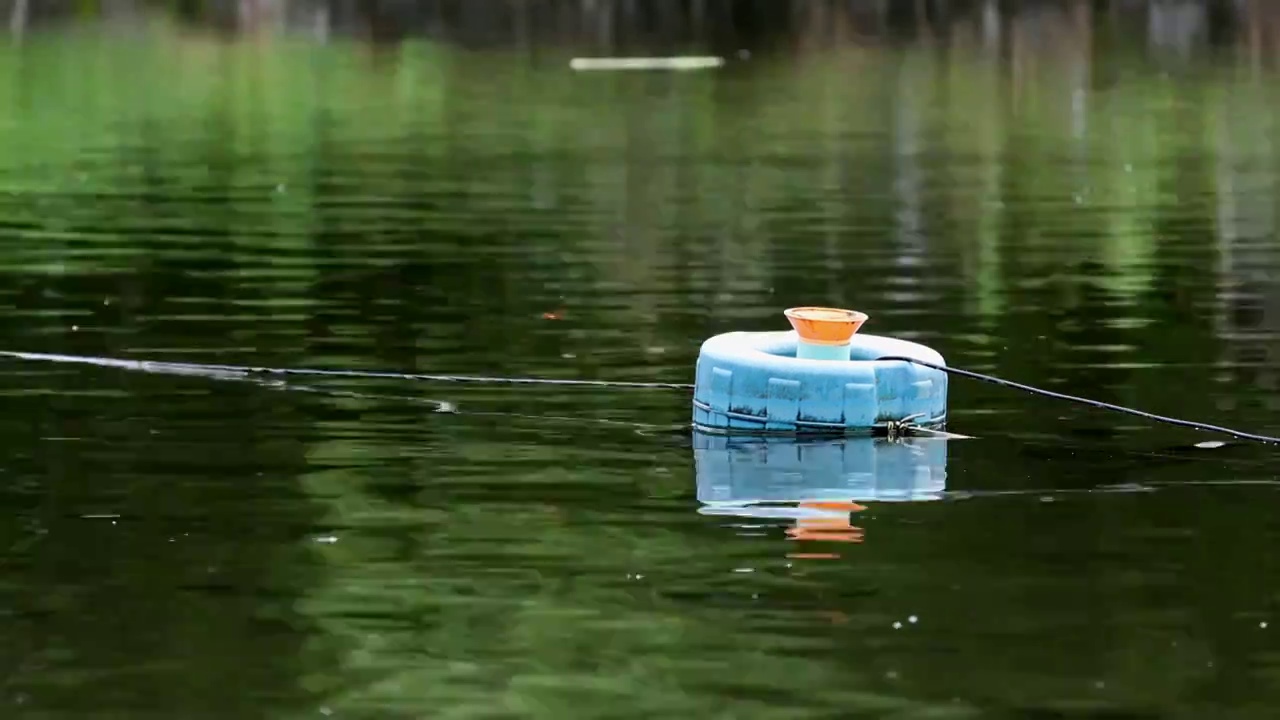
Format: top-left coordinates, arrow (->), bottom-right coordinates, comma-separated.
692,330 -> 948,434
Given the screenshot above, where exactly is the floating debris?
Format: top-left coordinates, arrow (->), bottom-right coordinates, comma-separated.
569,56 -> 724,72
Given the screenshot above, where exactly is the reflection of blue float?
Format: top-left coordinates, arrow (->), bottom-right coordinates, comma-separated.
691,308 -> 948,435
694,431 -> 948,519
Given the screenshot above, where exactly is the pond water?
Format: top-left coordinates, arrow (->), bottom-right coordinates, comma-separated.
3,9 -> 1280,719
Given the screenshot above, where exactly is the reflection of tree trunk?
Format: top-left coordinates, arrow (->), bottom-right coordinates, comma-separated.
312,3 -> 330,42
1212,76 -> 1280,403
1070,0 -> 1091,143
916,0 -> 933,40
1241,0 -> 1280,74
1247,0 -> 1262,73
9,0 -> 28,39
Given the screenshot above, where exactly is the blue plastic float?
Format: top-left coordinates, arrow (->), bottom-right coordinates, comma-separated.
692,307 -> 947,434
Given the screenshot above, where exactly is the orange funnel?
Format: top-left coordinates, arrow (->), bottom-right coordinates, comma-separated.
783,307 -> 868,346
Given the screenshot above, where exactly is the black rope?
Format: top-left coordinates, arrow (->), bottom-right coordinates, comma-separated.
0,351 -> 697,390
3,349 -> 1278,445
876,355 -> 1280,446
211,364 -> 698,390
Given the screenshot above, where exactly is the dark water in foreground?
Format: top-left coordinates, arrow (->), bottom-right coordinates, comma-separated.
4,16 -> 1280,720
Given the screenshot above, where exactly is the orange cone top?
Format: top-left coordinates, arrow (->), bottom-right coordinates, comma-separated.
783,307 -> 868,346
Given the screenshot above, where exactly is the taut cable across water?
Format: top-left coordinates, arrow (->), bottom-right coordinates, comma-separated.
0,350 -> 696,389
873,356 -> 1280,446
1,347 -> 1278,445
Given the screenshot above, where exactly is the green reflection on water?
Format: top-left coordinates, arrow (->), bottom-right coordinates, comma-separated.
1,11 -> 1280,719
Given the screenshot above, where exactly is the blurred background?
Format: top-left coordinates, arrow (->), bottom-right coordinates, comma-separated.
3,1 -> 1280,719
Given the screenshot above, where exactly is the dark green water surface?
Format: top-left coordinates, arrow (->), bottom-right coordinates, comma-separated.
3,11 -> 1280,720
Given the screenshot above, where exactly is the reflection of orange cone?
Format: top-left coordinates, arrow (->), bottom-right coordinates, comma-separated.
786,501 -> 867,558
799,501 -> 867,512
783,307 -> 868,361
786,519 -> 864,543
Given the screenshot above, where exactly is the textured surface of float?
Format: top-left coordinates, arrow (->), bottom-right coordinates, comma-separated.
692,330 -> 947,433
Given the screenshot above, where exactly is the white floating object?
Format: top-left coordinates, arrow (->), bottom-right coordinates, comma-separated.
569,56 -> 724,72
